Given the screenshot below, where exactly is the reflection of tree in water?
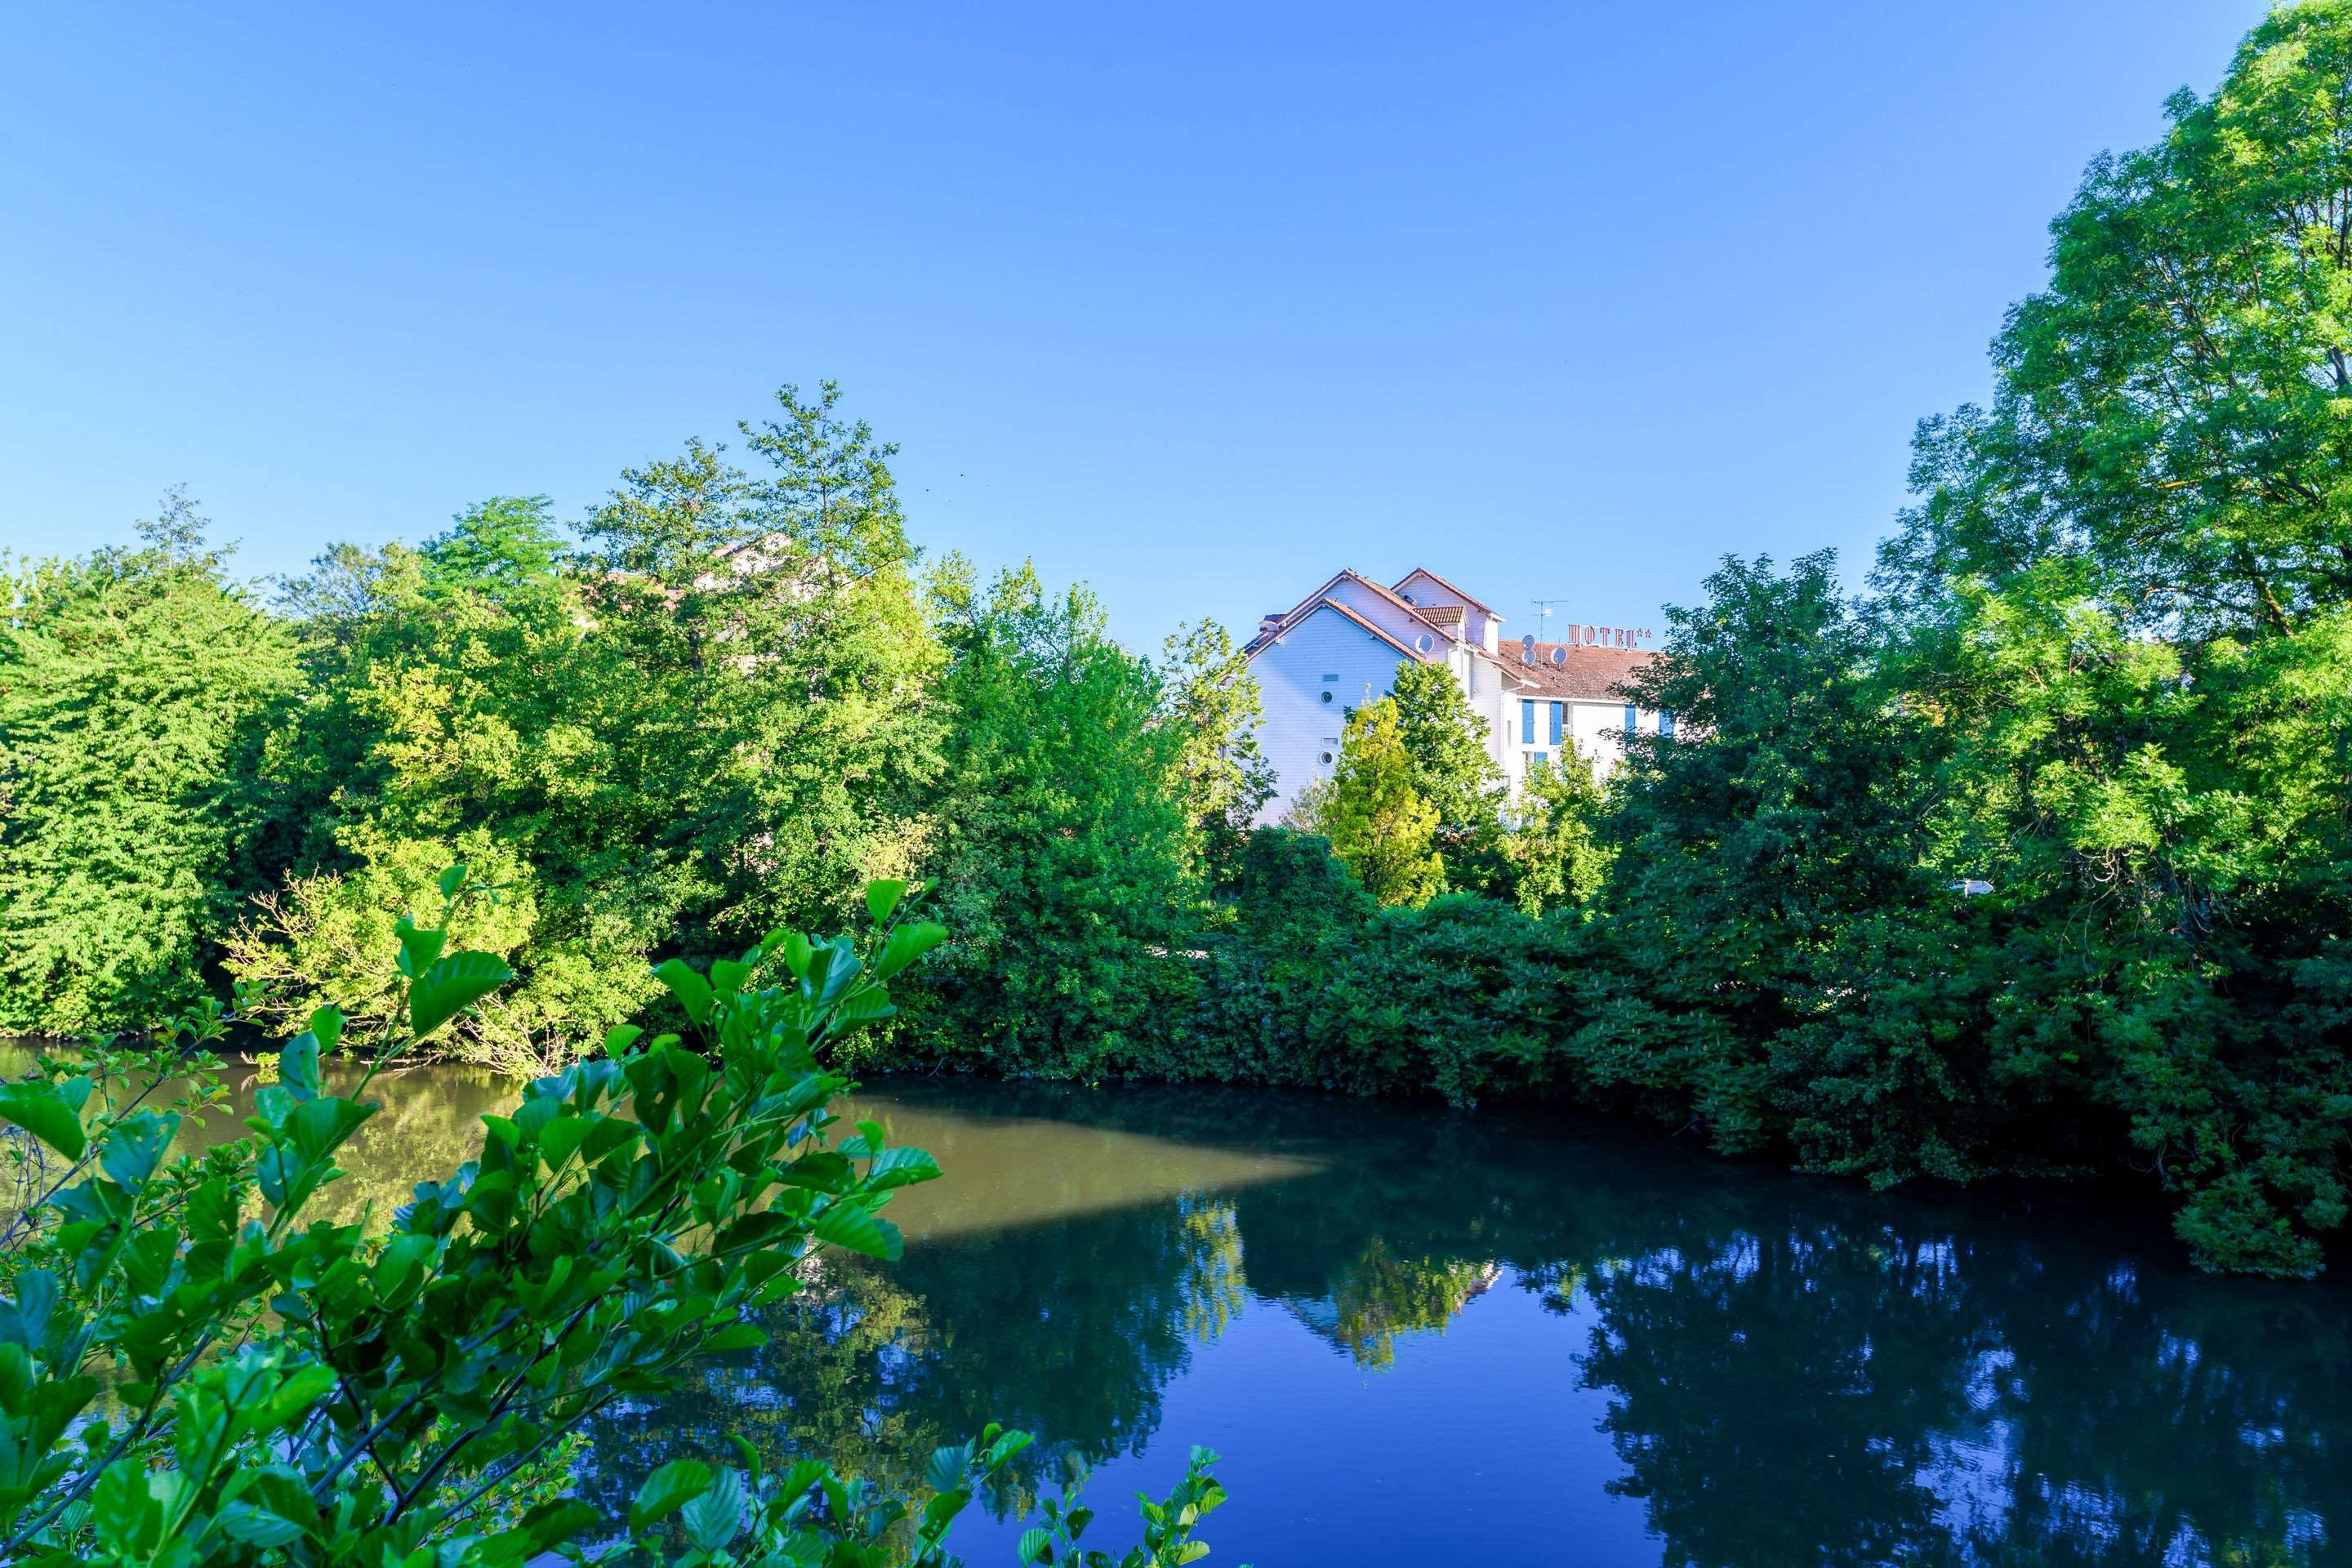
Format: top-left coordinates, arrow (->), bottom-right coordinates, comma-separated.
572,1180 -> 1254,1529
1309,1237 -> 1495,1369
97,1064 -> 2341,1566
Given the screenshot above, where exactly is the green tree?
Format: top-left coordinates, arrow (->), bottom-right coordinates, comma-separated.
1591,554 -> 1944,1156
910,563 -> 1200,1074
231,499 -> 680,1072
1385,658 -> 1507,895
1869,2 -> 2352,1272
0,492 -> 303,1033
1157,619 -> 1276,841
1501,750 -> 1610,916
1304,697 -> 1445,908
580,385 -> 945,946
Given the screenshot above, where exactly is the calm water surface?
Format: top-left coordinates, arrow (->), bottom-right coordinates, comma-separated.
55,1059 -> 2352,1564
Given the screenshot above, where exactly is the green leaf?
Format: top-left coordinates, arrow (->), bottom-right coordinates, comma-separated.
710,958 -> 752,1000
0,1080 -> 87,1160
866,879 -> 908,924
392,914 -> 446,981
280,1032 -> 321,1098
680,1467 -> 748,1551
630,1458 -> 714,1531
307,1005 -> 344,1055
409,951 -> 514,1040
653,958 -> 714,1025
868,1145 -> 942,1191
98,1111 -> 176,1192
437,862 -> 467,898
874,920 -> 949,980
700,1321 -> 768,1352
604,1023 -> 644,1057
1018,1526 -> 1053,1566
924,1443 -> 973,1494
813,1200 -> 899,1261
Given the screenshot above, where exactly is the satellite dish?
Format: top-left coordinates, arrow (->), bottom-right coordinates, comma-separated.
1549,645 -> 1567,667
1413,632 -> 1436,654
1519,633 -> 1536,664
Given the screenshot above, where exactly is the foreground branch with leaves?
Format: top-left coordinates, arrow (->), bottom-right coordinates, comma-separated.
0,870 -> 1241,1567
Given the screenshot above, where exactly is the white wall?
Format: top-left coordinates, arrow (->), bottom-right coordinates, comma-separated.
1249,605 -> 1418,824
1499,693 -> 1658,783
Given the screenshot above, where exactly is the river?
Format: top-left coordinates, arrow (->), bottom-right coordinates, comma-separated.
25,1058 -> 2352,1564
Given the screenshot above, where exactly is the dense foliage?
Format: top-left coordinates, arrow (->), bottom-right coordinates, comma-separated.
11,5 -> 2352,1276
0,873 -> 1240,1566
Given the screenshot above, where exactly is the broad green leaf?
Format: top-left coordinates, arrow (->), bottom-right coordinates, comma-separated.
98,1111 -> 177,1192
710,958 -> 751,1000
409,951 -> 514,1040
630,1458 -> 714,1531
924,1443 -> 973,1494
653,958 -> 714,1025
812,1200 -> 899,1260
868,1145 -> 942,1191
308,1005 -> 344,1055
865,878 -> 907,924
1018,1526 -> 1052,1566
392,914 -> 446,981
875,920 -> 949,980
0,1080 -> 87,1160
437,862 -> 467,898
680,1467 -> 747,1552
280,1032 -> 321,1098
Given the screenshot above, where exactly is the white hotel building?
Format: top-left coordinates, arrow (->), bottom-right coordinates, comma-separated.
1242,567 -> 1667,824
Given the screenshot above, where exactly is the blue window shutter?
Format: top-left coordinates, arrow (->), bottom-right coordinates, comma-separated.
1521,698 -> 1534,741
1548,702 -> 1562,746
1624,704 -> 1638,736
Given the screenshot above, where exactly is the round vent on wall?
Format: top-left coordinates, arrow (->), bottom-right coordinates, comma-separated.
1413,632 -> 1436,653
1319,690 -> 1334,705
1320,751 -> 1334,764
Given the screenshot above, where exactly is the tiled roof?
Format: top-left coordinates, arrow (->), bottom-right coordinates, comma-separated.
1245,569 -> 1459,655
1497,643 -> 1658,701
1393,567 -> 1498,617
1291,597 -> 1439,662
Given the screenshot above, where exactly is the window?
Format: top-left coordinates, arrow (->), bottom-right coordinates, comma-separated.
1548,702 -> 1563,746
1321,673 -> 1339,682
1659,711 -> 1676,739
1623,704 -> 1638,735
1530,751 -> 1548,769
1520,698 -> 1535,741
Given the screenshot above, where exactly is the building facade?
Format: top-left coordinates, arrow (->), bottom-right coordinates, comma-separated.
1242,567 -> 1664,824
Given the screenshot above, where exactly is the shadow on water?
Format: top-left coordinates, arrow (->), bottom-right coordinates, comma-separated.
17,1049 -> 2349,1565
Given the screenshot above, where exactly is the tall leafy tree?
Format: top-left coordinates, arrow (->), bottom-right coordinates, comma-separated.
0,492 -> 303,1033
1304,697 -> 1445,908
1157,618 -> 1276,840
1870,2 -> 2352,1272
1502,750 -> 1610,916
581,383 -> 945,946
231,497 -> 678,1071
1591,553 -> 1944,1153
1386,658 -> 1508,895
910,563 -> 1200,1072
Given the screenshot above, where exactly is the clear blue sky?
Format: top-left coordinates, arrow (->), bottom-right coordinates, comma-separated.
0,2 -> 2268,651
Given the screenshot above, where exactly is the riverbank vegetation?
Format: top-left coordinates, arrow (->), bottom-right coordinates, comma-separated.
0,874 -> 1236,1566
8,7 -> 2352,1275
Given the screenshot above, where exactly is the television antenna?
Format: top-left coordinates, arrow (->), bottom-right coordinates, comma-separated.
1529,598 -> 1570,626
